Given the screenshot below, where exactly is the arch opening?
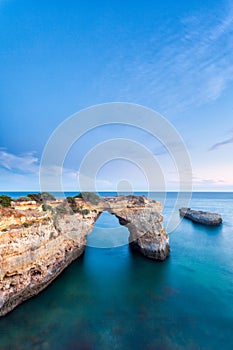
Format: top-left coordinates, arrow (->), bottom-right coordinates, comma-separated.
87,211 -> 129,248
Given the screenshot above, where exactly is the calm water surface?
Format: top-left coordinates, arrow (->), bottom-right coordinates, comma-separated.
0,192 -> 232,350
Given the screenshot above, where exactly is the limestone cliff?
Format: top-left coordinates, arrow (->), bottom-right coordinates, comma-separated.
0,195 -> 169,316
99,196 -> 169,260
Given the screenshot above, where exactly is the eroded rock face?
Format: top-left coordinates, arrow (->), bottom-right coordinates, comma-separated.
100,196 -> 170,260
0,202 -> 98,317
0,195 -> 169,316
179,207 -> 222,226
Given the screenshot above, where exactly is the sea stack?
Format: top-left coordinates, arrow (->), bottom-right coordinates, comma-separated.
0,194 -> 169,316
179,207 -> 222,226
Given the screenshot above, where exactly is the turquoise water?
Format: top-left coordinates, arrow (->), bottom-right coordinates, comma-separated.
0,192 -> 233,349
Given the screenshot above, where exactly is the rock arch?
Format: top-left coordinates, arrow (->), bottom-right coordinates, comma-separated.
0,195 -> 169,316
94,196 -> 170,260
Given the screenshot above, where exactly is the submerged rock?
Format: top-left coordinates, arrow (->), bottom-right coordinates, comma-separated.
0,195 -> 169,316
179,207 -> 222,226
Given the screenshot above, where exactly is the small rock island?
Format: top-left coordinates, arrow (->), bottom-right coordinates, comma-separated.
179,207 -> 222,226
0,193 -> 170,316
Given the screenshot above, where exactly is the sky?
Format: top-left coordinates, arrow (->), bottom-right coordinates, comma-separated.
0,0 -> 233,192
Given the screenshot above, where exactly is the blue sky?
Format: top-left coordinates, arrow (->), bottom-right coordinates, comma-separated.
0,0 -> 233,191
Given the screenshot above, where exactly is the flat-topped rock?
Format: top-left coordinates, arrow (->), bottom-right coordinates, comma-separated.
0,194 -> 169,316
179,207 -> 222,226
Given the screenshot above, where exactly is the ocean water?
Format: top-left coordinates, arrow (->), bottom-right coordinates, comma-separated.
0,192 -> 233,350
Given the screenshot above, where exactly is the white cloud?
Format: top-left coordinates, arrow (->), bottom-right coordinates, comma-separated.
0,149 -> 80,191
0,149 -> 39,173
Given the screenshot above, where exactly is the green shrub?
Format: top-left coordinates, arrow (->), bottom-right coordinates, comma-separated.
27,192 -> 55,203
82,209 -> 90,216
66,196 -> 80,213
67,196 -> 76,205
55,204 -> 70,214
27,193 -> 42,202
74,192 -> 83,198
42,204 -> 53,211
41,192 -> 56,201
74,192 -> 100,205
0,195 -> 12,207
17,196 -> 32,202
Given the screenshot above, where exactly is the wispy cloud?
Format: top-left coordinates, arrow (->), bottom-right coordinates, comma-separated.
193,177 -> 226,185
192,175 -> 229,189
0,149 -> 81,191
146,4 -> 233,111
0,149 -> 39,173
209,136 -> 233,151
97,2 -> 233,112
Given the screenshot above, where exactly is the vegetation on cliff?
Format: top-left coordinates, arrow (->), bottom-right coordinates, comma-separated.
66,196 -> 79,213
27,192 -> 56,202
17,196 -> 32,202
0,195 -> 12,207
74,192 -> 100,205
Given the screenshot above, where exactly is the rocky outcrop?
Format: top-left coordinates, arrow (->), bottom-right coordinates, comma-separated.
0,195 -> 169,316
179,207 -> 222,226
0,201 -> 97,317
100,196 -> 170,260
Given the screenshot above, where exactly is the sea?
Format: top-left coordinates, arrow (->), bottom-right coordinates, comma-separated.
0,192 -> 232,350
